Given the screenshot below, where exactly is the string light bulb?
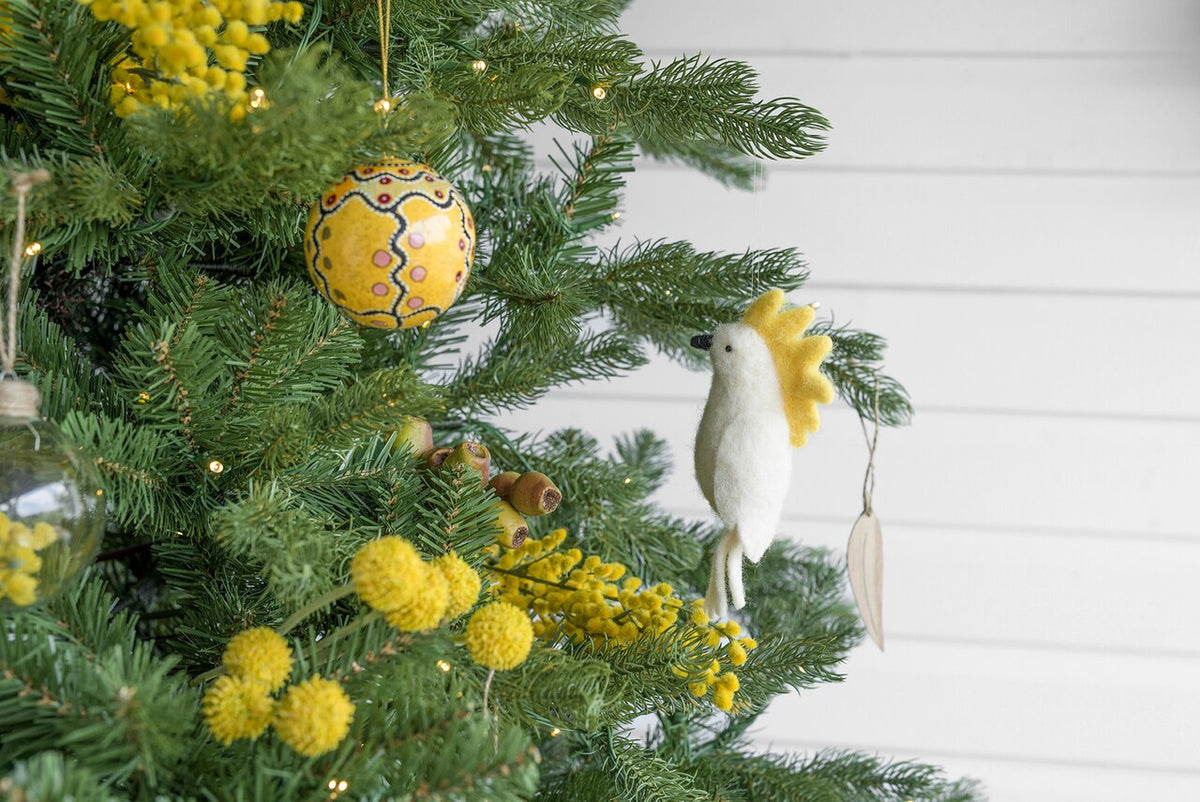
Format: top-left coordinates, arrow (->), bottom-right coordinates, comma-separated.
23,242 -> 41,256
374,98 -> 392,113
436,660 -> 451,673
248,88 -> 268,109
550,728 -> 561,737
327,779 -> 349,792
207,459 -> 225,474
591,84 -> 608,100
471,59 -> 488,73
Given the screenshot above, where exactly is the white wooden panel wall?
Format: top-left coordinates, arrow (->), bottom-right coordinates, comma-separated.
504,3 -> 1200,799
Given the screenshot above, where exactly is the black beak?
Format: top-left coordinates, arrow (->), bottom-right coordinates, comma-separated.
690,333 -> 713,350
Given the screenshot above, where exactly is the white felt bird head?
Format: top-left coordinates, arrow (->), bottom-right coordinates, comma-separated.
691,289 -> 835,446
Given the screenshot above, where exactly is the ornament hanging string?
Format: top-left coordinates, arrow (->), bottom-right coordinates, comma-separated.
0,170 -> 49,422
858,380 -> 880,515
2,170 -> 48,377
375,0 -> 392,110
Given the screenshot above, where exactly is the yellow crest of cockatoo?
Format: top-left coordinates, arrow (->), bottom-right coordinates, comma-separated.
691,290 -> 834,619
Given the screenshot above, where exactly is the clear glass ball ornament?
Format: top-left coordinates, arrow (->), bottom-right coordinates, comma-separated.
0,380 -> 104,610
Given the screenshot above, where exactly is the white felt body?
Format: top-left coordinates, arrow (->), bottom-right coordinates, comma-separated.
694,322 -> 792,616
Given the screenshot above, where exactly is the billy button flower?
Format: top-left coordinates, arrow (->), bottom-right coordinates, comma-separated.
465,602 -> 534,671
202,675 -> 275,745
383,563 -> 449,632
432,551 -> 482,620
273,676 -> 355,758
350,536 -> 423,612
221,627 -> 293,691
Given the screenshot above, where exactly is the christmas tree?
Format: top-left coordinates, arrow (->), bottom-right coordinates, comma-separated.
0,0 -> 982,799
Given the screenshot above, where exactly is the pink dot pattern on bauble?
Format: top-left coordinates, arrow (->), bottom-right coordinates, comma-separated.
408,297 -> 424,309
372,283 -> 388,296
424,176 -> 434,182
455,271 -> 463,282
378,194 -> 391,203
435,191 -> 445,199
380,177 -> 392,185
458,239 -> 465,251
372,249 -> 390,267
410,266 -> 427,281
371,320 -> 387,327
408,232 -> 425,248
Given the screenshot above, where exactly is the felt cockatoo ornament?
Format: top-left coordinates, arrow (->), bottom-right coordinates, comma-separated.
691,290 -> 834,619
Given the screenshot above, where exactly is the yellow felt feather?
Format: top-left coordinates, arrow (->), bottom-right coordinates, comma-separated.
742,290 -> 835,447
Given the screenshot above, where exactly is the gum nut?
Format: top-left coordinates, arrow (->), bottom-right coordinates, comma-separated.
487,471 -> 521,500
509,471 -> 562,516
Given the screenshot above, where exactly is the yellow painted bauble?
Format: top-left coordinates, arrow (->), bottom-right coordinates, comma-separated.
305,159 -> 476,329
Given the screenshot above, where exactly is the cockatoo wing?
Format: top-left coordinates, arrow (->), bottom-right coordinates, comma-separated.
711,410 -> 792,564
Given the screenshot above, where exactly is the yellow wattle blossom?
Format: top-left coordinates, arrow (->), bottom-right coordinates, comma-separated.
221,627 -> 293,691
433,551 -> 482,620
202,675 -> 275,745
383,564 -> 449,632
351,536 -> 423,612
464,601 -> 534,671
0,513 -> 60,607
76,0 -> 304,118
489,529 -> 683,645
273,676 -> 355,758
486,530 -> 757,712
712,672 -> 740,711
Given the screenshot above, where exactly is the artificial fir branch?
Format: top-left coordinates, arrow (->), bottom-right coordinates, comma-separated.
0,0 -> 977,795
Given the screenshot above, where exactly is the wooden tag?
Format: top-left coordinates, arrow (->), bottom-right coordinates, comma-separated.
847,510 -> 884,650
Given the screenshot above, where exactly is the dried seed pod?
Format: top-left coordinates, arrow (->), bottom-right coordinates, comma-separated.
493,500 -> 529,548
442,441 -> 491,485
487,471 -> 520,500
393,416 -> 434,458
425,447 -> 453,469
509,471 -> 562,516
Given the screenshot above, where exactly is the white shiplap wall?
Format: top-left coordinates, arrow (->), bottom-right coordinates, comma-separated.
507,3 -> 1200,799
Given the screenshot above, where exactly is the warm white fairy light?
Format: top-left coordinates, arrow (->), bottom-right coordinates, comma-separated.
471,59 -> 488,73
207,459 -> 225,474
23,242 -> 41,256
436,660 -> 451,672
591,85 -> 607,100
374,98 -> 392,113
248,88 -> 268,109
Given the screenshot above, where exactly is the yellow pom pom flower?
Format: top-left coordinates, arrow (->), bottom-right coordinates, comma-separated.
202,675 -> 275,745
221,627 -> 293,691
465,602 -> 534,671
273,676 -> 355,758
433,551 -> 481,619
384,565 -> 449,632
351,536 -> 423,612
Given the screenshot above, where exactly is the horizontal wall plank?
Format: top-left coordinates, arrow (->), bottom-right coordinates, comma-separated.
759,521 -> 1197,658
621,0 -> 1200,56
535,289 -> 1200,420
750,747 -> 1200,802
526,55 -> 1200,174
744,57 -> 1200,174
752,640 -> 1200,772
608,169 -> 1200,295
500,400 -> 1200,539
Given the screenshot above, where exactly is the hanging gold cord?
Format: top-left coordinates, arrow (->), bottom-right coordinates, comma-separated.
375,0 -> 392,108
